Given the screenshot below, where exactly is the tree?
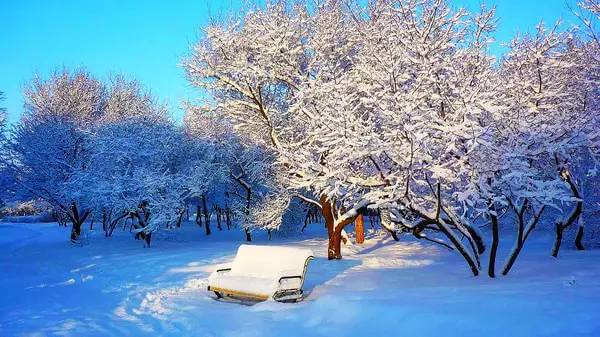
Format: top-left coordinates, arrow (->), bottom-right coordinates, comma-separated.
7,70 -> 105,242
0,91 -> 13,206
494,23 -> 598,260
184,0 -> 370,258
80,117 -> 187,246
184,106 -> 282,240
7,69 -> 170,243
184,0 -> 599,275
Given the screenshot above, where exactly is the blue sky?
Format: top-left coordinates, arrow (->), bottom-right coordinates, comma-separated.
0,0 -> 580,124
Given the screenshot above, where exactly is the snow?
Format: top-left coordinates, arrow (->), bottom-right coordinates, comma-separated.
2,222 -> 600,337
229,244 -> 312,278
208,244 -> 313,298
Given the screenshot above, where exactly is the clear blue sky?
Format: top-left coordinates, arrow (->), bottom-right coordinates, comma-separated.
0,0 -> 580,124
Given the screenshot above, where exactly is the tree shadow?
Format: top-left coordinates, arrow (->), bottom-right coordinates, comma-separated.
302,257 -> 361,297
353,236 -> 397,256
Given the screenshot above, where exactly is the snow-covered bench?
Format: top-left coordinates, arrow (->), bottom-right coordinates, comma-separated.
207,244 -> 314,302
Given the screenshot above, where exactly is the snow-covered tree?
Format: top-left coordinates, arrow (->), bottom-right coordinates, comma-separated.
184,0 -> 368,257
182,106 -> 231,234
491,23 -> 598,261
184,104 -> 293,240
80,117 -> 187,246
7,69 -> 170,243
7,70 -> 106,242
184,0 -> 600,275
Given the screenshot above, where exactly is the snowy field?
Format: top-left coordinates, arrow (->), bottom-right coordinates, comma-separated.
1,222 -> 599,337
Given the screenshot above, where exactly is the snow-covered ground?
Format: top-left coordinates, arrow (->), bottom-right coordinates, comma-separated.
1,222 -> 599,337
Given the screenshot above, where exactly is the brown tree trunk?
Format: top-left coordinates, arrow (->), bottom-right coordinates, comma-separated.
328,227 -> 343,259
355,214 -> 365,244
322,197 -> 359,260
320,196 -> 337,259
328,216 -> 359,259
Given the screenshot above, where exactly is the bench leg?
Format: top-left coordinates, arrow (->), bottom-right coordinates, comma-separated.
274,289 -> 303,303
214,291 -> 223,299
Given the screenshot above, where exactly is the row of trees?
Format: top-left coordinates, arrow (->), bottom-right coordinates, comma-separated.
1,0 -> 597,277
1,70 -> 288,246
183,0 -> 600,276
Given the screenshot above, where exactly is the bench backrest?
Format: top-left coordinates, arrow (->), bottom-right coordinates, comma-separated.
230,244 -> 313,279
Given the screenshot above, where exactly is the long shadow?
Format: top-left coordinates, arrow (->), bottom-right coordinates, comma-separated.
302,256 -> 361,298
353,236 -> 398,256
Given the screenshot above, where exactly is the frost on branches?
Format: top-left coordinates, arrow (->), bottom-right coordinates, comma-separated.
184,0 -> 600,276
6,69 -> 175,245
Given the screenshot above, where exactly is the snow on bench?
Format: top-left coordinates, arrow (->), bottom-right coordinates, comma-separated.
207,244 -> 314,302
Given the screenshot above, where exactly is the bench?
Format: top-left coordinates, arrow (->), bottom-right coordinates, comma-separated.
207,244 -> 314,302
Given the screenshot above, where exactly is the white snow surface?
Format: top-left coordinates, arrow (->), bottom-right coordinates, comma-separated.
1,222 -> 600,337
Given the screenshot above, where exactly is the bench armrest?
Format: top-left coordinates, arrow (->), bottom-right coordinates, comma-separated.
278,275 -> 303,290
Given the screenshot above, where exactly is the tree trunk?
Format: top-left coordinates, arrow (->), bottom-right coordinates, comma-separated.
68,202 -> 90,243
102,209 -> 108,235
328,227 -> 343,259
502,205 -> 545,275
320,196 -> 337,259
488,202 -> 500,278
215,206 -> 222,230
575,220 -> 585,250
503,234 -> 525,276
436,220 -> 479,276
132,208 -> 152,247
202,195 -> 211,235
108,214 -> 125,237
379,209 -> 399,241
552,170 -> 582,258
321,196 -> 359,260
195,203 -> 203,227
355,214 -> 365,244
225,206 -> 231,230
243,188 -> 252,242
175,207 -> 185,228
551,222 -> 564,258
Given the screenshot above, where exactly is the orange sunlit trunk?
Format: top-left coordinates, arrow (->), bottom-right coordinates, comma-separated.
355,214 -> 365,244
